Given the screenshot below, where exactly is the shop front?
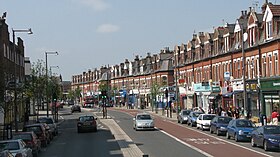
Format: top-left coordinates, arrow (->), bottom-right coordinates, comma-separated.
260,77 -> 280,120
194,82 -> 211,112
208,86 -> 221,113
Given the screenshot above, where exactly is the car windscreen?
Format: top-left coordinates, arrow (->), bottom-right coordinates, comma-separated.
38,118 -> 53,124
217,117 -> 232,124
137,115 -> 151,120
182,111 -> 190,115
13,134 -> 32,141
203,115 -> 215,120
0,142 -> 19,150
193,112 -> 203,117
79,116 -> 94,122
264,126 -> 280,134
24,126 -> 42,134
236,120 -> 254,127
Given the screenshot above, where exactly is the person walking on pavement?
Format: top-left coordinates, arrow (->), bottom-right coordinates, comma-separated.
271,109 -> 279,125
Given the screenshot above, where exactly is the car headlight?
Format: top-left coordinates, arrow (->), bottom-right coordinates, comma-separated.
220,126 -> 226,130
78,124 -> 82,126
268,138 -> 278,142
183,117 -> 188,120
238,130 -> 244,135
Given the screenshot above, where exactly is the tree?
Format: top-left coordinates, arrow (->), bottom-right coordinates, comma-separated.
150,82 -> 161,113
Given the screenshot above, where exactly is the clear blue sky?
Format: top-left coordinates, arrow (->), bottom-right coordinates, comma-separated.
1,0 -> 268,80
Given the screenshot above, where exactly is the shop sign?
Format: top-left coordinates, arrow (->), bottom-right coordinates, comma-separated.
224,72 -> 230,81
194,83 -> 210,92
212,87 -> 221,92
261,78 -> 280,91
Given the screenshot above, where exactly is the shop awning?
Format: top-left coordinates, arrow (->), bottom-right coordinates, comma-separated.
208,93 -> 220,99
222,92 -> 233,98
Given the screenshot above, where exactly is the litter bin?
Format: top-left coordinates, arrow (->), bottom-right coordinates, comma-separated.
260,114 -> 267,126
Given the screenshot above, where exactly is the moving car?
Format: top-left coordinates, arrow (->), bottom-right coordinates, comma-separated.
77,115 -> 97,133
133,113 -> 154,131
0,139 -> 33,157
37,117 -> 58,136
177,109 -> 191,124
251,125 -> 280,151
226,119 -> 255,142
22,123 -> 49,147
210,116 -> 232,136
13,132 -> 41,157
187,111 -> 204,127
196,114 -> 216,131
71,105 -> 81,113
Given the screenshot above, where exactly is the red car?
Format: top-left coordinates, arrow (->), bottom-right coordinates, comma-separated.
22,124 -> 48,147
13,132 -> 41,157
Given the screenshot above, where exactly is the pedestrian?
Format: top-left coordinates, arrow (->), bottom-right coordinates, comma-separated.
271,109 -> 279,125
235,108 -> 240,119
221,109 -> 227,116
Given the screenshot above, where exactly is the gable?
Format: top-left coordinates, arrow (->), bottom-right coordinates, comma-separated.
263,5 -> 273,22
234,20 -> 241,33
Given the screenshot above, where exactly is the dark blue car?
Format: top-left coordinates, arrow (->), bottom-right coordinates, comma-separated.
251,125 -> 280,151
226,119 -> 256,142
210,116 -> 233,136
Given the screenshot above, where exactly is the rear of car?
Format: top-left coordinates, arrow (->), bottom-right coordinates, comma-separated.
13,132 -> 41,157
37,117 -> 58,136
23,124 -> 48,147
71,105 -> 81,113
77,115 -> 97,133
198,114 -> 216,130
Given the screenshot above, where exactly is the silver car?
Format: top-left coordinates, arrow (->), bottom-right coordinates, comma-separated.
0,139 -> 33,157
133,113 -> 155,131
177,109 -> 191,124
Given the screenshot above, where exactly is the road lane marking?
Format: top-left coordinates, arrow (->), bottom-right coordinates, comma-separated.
157,128 -> 214,157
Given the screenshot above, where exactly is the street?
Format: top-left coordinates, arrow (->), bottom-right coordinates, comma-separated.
34,106 -> 280,157
39,108 -> 123,157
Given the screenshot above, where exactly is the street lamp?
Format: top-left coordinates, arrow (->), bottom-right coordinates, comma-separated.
45,51 -> 58,117
12,28 -> 33,132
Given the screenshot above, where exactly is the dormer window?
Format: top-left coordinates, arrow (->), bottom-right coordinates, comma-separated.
266,21 -> 272,39
249,27 -> 255,47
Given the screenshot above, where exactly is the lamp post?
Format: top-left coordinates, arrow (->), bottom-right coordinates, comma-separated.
45,51 -> 58,117
12,28 -> 33,132
49,65 -> 59,117
241,24 -> 248,119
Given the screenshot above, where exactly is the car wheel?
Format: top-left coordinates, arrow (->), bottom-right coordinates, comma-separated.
216,130 -> 220,136
210,127 -> 213,134
77,129 -> 81,133
177,119 -> 180,123
43,140 -> 47,147
226,132 -> 230,139
264,140 -> 269,151
234,134 -> 239,142
180,120 -> 183,124
79,110 -> 81,112
34,149 -> 39,157
251,138 -> 256,147
94,127 -> 97,132
201,125 -> 204,131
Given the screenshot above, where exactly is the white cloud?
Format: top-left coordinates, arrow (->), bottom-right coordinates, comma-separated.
79,0 -> 110,11
97,24 -> 120,33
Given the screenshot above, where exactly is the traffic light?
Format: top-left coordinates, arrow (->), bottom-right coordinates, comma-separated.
101,91 -> 107,99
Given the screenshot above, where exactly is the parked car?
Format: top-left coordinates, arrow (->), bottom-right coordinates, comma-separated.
71,105 -> 81,113
67,100 -> 74,106
133,113 -> 155,131
40,123 -> 53,142
22,123 -> 48,147
187,111 -> 204,127
210,116 -> 233,136
77,115 -> 97,133
0,150 -> 13,157
196,114 -> 216,131
0,139 -> 33,157
251,125 -> 280,151
37,117 -> 58,136
13,132 -> 41,157
226,119 -> 256,142
177,109 -> 191,124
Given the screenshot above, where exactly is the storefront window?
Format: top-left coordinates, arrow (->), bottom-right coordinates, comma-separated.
264,95 -> 280,118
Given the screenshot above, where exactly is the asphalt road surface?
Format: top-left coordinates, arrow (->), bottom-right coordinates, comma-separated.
39,109 -> 123,157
